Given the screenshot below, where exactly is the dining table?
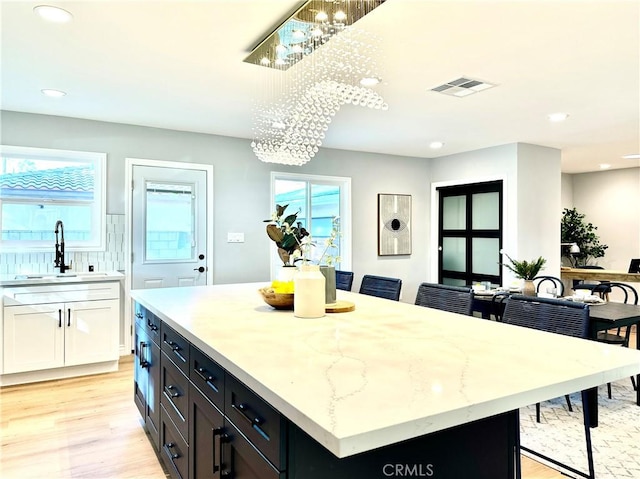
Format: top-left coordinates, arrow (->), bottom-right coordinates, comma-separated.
586,300 -> 640,426
472,290 -> 640,426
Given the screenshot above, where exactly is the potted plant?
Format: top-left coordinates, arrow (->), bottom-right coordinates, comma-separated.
560,208 -> 608,267
502,254 -> 546,295
264,204 -> 309,268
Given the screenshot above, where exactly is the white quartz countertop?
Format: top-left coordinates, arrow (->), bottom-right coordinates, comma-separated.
0,271 -> 124,287
131,283 -> 640,458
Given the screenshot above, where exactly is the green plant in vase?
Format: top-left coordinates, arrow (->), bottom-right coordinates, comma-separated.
501,255 -> 546,295
264,204 -> 309,266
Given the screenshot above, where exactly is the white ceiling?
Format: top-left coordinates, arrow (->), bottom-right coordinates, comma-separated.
1,0 -> 639,173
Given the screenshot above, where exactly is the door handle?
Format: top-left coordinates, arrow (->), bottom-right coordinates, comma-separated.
58,309 -> 62,328
67,308 -> 71,327
194,266 -> 205,273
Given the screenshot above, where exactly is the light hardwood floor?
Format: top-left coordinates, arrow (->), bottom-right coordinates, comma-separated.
2,341 -> 636,479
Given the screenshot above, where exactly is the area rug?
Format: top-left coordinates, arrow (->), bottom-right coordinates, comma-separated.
520,378 -> 640,478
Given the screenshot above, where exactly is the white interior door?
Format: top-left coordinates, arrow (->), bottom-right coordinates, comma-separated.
132,165 -> 209,289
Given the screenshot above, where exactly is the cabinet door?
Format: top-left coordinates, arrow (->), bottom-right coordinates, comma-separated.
65,299 -> 120,366
134,322 -> 150,421
147,336 -> 161,450
3,303 -> 65,373
189,384 -> 225,479
222,418 -> 283,479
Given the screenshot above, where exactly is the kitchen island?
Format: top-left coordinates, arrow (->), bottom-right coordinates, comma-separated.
132,283 -> 640,479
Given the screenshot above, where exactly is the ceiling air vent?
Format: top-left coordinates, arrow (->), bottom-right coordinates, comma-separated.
430,77 -> 495,97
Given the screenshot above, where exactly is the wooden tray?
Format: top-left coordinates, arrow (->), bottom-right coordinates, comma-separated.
326,300 -> 355,313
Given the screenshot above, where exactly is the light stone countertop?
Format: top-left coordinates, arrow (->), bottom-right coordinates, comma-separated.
0,271 -> 124,287
131,282 -> 640,458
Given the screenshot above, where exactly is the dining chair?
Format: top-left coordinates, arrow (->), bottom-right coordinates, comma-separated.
593,282 -> 638,397
414,283 -> 474,315
572,265 -> 611,298
502,295 -> 595,479
359,275 -> 402,301
532,275 -> 564,297
335,270 -> 354,291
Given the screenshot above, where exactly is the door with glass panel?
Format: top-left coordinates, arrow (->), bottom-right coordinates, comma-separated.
437,181 -> 503,287
132,165 -> 208,289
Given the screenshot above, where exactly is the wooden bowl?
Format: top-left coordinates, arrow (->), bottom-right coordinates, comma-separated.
259,287 -> 294,310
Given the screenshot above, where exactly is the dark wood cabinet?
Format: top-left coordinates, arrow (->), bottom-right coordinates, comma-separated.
134,308 -> 160,450
189,384 -> 225,479
161,404 -> 189,479
134,301 -> 516,479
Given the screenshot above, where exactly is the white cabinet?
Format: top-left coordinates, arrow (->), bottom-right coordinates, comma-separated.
1,282 -> 120,381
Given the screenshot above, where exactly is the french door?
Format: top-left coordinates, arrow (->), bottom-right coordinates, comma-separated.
437,181 -> 503,287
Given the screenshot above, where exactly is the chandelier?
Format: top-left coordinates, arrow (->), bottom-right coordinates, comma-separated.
244,0 -> 386,71
247,2 -> 388,166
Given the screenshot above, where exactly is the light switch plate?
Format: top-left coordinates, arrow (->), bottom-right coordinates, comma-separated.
227,232 -> 244,243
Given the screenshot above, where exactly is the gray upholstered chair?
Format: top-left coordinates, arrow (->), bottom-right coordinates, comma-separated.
335,270 -> 354,291
502,295 -> 594,479
414,283 -> 474,315
359,275 -> 402,301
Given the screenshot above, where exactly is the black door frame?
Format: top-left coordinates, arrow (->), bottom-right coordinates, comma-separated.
437,180 -> 503,286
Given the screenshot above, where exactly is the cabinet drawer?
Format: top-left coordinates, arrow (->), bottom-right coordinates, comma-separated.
160,405 -> 189,479
161,323 -> 190,374
225,374 -> 286,470
190,346 -> 225,412
161,352 -> 190,443
133,303 -> 161,345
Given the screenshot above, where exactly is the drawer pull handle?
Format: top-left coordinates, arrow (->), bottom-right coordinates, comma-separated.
213,428 -> 225,473
195,367 -> 219,393
164,340 -> 187,363
139,342 -> 149,368
135,312 -> 143,319
147,320 -> 158,331
164,384 -> 180,398
231,403 -> 270,441
163,442 -> 180,460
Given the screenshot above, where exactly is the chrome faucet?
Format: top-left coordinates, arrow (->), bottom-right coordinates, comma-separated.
54,220 -> 68,273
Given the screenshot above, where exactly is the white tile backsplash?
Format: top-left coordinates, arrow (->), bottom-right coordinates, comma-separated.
0,214 -> 126,274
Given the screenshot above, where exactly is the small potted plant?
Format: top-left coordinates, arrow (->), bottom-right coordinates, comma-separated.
502,254 -> 546,295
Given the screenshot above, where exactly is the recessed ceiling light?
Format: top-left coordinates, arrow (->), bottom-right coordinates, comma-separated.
430,141 -> 444,149
315,11 -> 328,22
41,89 -> 66,98
547,112 -> 569,122
599,163 -> 611,169
359,77 -> 380,87
622,153 -> 640,159
34,5 -> 73,23
334,10 -> 347,22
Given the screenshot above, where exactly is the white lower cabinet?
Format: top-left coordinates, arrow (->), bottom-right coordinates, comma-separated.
2,282 -> 121,380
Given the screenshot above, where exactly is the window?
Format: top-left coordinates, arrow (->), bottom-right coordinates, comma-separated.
0,145 -> 106,252
271,172 -> 351,273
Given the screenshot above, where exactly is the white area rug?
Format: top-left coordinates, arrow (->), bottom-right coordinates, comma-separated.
520,379 -> 640,478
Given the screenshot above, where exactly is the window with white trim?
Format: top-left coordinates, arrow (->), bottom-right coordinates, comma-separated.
271,172 -> 351,273
0,145 -> 106,252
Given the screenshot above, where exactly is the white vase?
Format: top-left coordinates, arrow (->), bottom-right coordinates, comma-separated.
294,264 -> 326,318
278,265 -> 297,283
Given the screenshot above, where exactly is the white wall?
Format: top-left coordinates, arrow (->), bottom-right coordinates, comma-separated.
571,167 -> 640,270
1,110 -> 430,302
430,143 -> 562,283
